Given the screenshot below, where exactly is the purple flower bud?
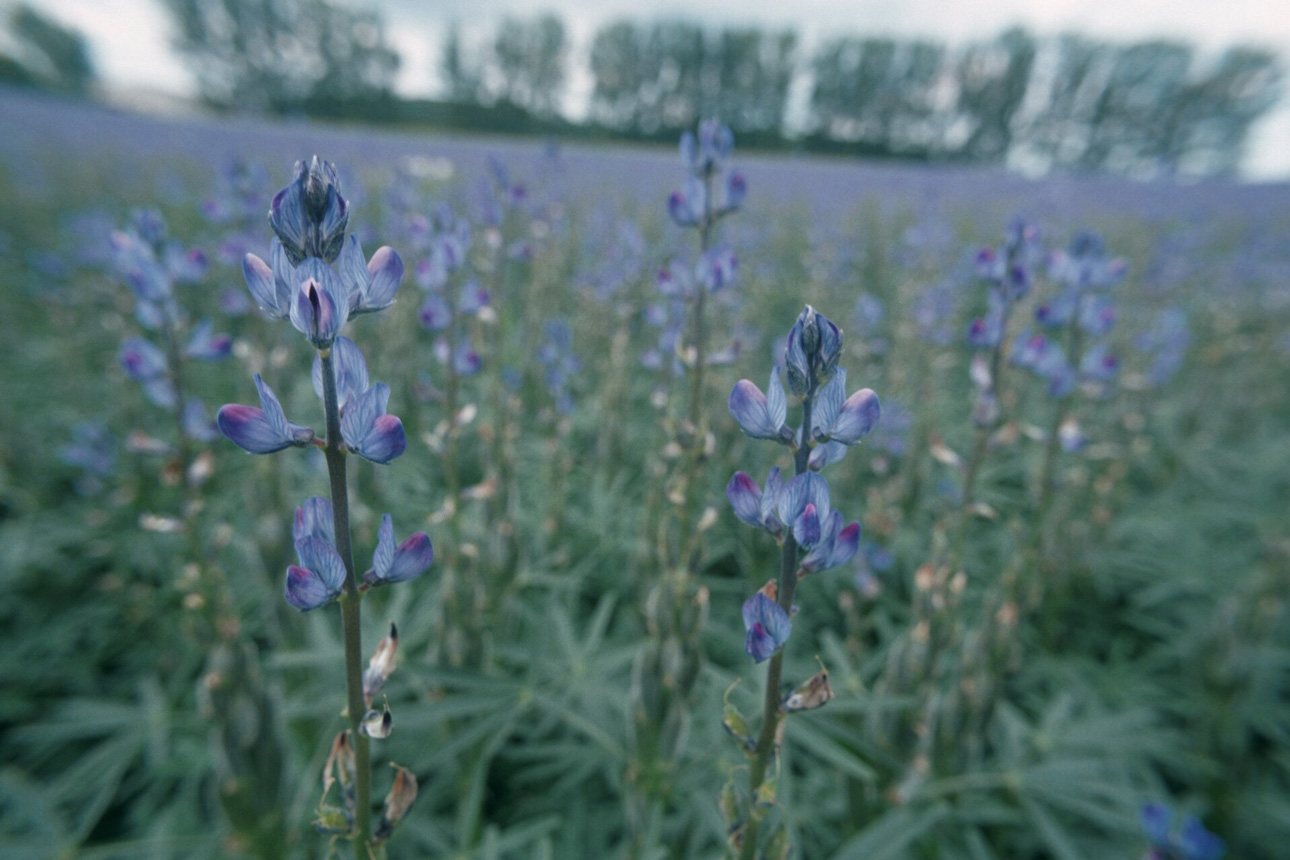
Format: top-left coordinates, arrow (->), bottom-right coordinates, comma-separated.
419,294 -> 451,331
271,156 -> 349,265
723,170 -> 747,212
119,337 -> 166,384
742,592 -> 790,663
364,514 -> 434,586
340,382 -> 406,464
217,374 -> 314,454
698,246 -> 737,292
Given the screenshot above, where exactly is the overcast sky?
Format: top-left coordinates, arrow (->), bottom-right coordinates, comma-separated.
14,0 -> 1290,178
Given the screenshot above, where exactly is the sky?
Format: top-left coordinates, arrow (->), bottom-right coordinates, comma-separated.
13,0 -> 1290,178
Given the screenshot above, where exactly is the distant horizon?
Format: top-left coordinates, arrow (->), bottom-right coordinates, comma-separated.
16,0 -> 1290,179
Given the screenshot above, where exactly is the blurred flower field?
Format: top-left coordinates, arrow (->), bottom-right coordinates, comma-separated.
1,85 -> 1288,860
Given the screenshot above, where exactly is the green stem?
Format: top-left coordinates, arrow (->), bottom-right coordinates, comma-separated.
739,394 -> 813,860
319,349 -> 372,850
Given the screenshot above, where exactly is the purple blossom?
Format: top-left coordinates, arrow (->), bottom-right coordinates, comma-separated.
742,591 -> 790,663
217,374 -> 315,454
364,514 -> 434,587
184,319 -> 232,361
339,383 -> 406,464
729,370 -> 789,442
812,368 -> 881,446
288,258 -> 349,348
726,467 -> 787,536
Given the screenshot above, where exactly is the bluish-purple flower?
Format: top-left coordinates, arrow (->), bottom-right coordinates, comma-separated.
336,235 -> 404,316
340,382 -> 406,464
727,467 -> 787,536
363,514 -> 433,587
288,257 -> 349,348
729,369 -> 789,442
184,319 -> 232,360
812,368 -> 881,446
217,374 -> 315,454
742,591 -> 790,663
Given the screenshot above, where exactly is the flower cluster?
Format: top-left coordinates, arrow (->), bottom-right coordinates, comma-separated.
727,306 -> 880,662
668,120 -> 746,228
1140,803 -> 1225,860
1011,230 -> 1126,399
284,497 -> 433,611
112,208 -> 229,442
965,219 -> 1040,425
240,157 -> 404,349
216,157 -> 428,609
412,204 -> 485,377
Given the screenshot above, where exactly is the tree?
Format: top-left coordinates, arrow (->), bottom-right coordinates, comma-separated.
7,3 -> 94,93
488,14 -> 567,117
163,0 -> 399,112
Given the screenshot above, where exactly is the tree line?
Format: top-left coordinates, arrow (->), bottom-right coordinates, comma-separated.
2,0 -> 1282,177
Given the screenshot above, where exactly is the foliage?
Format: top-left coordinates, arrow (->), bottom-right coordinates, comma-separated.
0,88 -> 1288,859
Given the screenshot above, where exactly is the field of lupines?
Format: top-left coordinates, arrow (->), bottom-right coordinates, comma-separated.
1,85 -> 1289,860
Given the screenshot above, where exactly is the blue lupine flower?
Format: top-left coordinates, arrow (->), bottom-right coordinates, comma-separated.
311,336 -> 370,411
966,288 -> 1006,348
339,382 -> 406,464
681,120 -> 735,176
729,369 -> 789,442
668,176 -> 705,227
294,495 -> 336,546
742,591 -> 790,663
184,319 -> 232,360
1177,816 -> 1225,860
698,246 -> 738,292
776,472 -> 861,573
181,397 -> 219,442
217,374 -> 315,454
270,156 -> 349,265
726,467 -> 786,536
288,257 -> 349,348
363,514 -> 434,587
722,171 -> 747,213
1079,343 -> 1119,382
336,235 -> 404,316
418,293 -> 451,331
1079,294 -> 1116,336
812,368 -> 881,446
286,533 -> 348,611
119,337 -> 177,408
242,241 -> 293,320
792,503 -> 821,548
1048,230 -> 1126,292
59,421 -> 116,493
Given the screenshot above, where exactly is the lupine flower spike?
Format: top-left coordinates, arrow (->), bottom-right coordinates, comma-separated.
723,305 -> 879,859
217,156 -> 426,851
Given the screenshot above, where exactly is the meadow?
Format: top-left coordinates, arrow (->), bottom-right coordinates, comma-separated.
1,85 -> 1288,860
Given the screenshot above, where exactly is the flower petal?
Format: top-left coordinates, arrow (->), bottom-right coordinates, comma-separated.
285,565 -> 334,611
726,472 -> 763,529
